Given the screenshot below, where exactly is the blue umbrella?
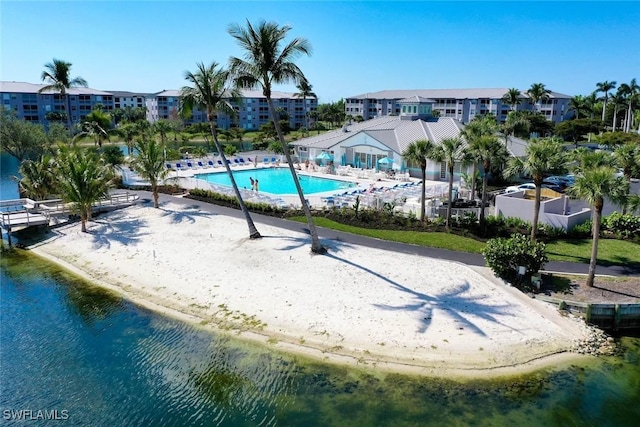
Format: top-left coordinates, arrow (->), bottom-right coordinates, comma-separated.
316,152 -> 334,165
378,157 -> 393,171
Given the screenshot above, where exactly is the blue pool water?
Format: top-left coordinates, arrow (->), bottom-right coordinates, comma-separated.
195,168 -> 355,195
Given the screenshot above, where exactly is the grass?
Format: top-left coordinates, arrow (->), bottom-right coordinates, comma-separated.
291,216 -> 640,266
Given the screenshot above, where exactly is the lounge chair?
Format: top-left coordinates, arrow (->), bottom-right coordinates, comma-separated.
208,160 -> 215,168
263,157 -> 269,165
217,160 -> 223,166
271,157 -> 277,163
197,161 -> 205,168
233,158 -> 241,166
176,163 -> 183,170
186,162 -> 194,168
166,163 -> 172,170
238,158 -> 246,165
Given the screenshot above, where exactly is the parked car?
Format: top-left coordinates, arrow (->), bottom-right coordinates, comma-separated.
441,198 -> 474,208
541,182 -> 565,193
544,176 -> 571,188
504,183 -> 536,193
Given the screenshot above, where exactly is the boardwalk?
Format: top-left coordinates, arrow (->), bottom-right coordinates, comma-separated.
0,193 -> 139,244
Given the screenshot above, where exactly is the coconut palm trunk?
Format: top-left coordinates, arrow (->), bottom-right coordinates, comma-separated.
531,180 -> 543,241
266,97 -> 325,253
208,115 -> 261,239
419,163 -> 427,222
446,162 -> 454,228
480,161 -> 490,224
587,199 -> 604,287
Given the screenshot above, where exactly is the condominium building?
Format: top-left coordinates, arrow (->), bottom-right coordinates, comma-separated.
345,88 -> 572,124
1,81 -> 317,131
0,81 -> 114,126
146,89 -> 317,131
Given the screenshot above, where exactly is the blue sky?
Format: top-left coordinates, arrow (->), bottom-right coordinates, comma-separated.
1,1 -> 638,103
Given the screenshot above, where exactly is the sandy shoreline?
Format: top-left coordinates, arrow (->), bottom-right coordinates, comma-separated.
29,201 -> 592,378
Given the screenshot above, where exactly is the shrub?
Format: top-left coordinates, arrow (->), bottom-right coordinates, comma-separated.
601,212 -> 640,240
568,220 -> 592,238
482,233 -> 548,291
538,223 -> 566,239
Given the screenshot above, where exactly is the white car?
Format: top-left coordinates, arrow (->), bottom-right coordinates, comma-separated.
504,183 -> 536,193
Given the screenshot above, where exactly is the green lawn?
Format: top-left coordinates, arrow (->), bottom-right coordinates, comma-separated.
290,217 -> 640,266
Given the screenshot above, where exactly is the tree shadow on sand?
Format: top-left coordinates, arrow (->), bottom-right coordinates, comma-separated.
160,204 -> 216,225
325,252 -> 520,336
90,211 -> 150,250
261,231 -> 355,253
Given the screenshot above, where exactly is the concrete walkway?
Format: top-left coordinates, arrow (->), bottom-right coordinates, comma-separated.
136,190 -> 639,277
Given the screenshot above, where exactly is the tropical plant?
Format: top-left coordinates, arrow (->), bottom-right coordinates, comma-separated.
501,111 -> 529,147
402,139 -> 435,222
117,122 -> 138,156
483,233 -> 548,291
460,115 -> 498,200
596,81 -> 617,123
610,90 -> 628,131
153,120 -> 173,145
612,141 -> 640,214
38,58 -> 88,131
503,137 -> 567,240
181,61 -> 261,239
618,78 -> 639,133
468,135 -> 509,225
46,122 -> 70,145
56,145 -> 114,232
501,88 -> 522,111
430,137 -> 464,228
101,145 -> 125,170
131,137 -> 169,208
79,109 -> 112,147
17,154 -> 57,200
0,107 -> 48,161
228,19 -> 324,252
555,118 -> 604,148
526,83 -> 551,112
294,78 -> 317,136
567,152 -> 628,287
568,95 -> 590,120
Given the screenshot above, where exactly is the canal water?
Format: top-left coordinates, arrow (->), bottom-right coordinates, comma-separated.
1,152 -> 639,425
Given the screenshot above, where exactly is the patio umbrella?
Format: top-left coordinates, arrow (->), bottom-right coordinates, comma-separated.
377,157 -> 393,171
341,153 -> 346,166
316,152 -> 334,165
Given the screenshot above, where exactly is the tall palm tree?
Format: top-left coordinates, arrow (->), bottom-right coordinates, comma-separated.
526,83 -> 551,113
38,58 -> 88,132
567,162 -> 627,287
132,137 -> 170,209
153,120 -> 173,145
430,137 -> 464,229
402,139 -> 435,223
501,88 -> 522,111
17,154 -> 57,200
117,122 -> 138,156
228,19 -> 324,253
294,78 -> 316,136
181,61 -> 261,239
610,90 -> 627,132
468,135 -> 509,225
56,145 -> 114,232
596,80 -> 617,123
503,137 -> 567,241
618,78 -> 639,132
460,115 -> 498,200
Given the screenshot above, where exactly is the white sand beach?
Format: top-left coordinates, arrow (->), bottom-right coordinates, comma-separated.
30,201 -> 591,378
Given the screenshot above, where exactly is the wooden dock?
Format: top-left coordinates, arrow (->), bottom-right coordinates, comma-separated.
1,193 -> 139,245
535,295 -> 640,330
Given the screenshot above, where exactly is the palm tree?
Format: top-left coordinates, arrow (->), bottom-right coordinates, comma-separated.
402,139 -> 435,222
503,137 -> 567,241
568,95 -> 590,119
38,58 -> 88,132
501,88 -> 522,111
567,161 -> 627,287
56,145 -> 114,232
596,80 -> 617,123
430,137 -> 464,229
460,115 -> 498,200
79,109 -> 112,147
612,141 -> 640,214
153,120 -> 173,145
468,135 -> 509,225
618,79 -> 639,132
228,19 -> 324,253
610,90 -> 627,132
180,61 -> 261,239
117,122 -> 138,156
17,154 -> 57,200
294,78 -> 316,136
501,111 -> 530,147
131,137 -> 170,209
526,83 -> 551,113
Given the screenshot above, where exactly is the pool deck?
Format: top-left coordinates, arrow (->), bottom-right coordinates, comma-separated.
125,159 -> 450,213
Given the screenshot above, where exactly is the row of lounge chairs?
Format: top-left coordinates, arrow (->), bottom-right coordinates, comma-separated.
166,156 -> 282,171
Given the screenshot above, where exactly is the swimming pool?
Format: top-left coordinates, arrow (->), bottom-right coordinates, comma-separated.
194,168 -> 356,195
